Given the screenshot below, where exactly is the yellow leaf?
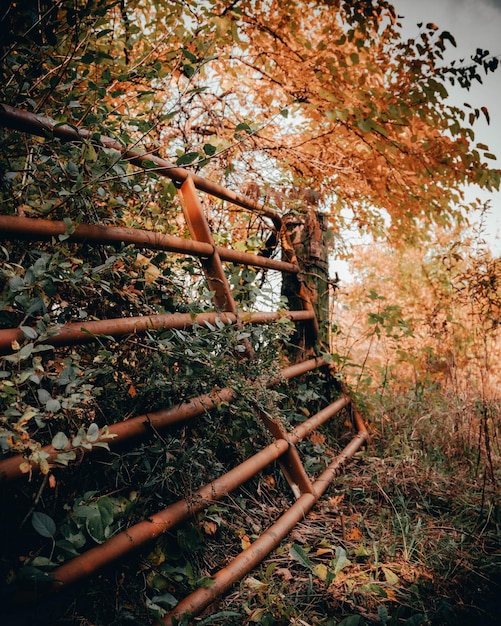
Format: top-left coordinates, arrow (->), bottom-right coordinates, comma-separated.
135,253 -> 149,267
244,576 -> 267,591
382,566 -> 399,586
327,494 -> 344,507
313,563 -> 328,581
385,588 -> 397,601
247,608 -> 267,622
145,263 -> 161,284
19,462 -> 31,474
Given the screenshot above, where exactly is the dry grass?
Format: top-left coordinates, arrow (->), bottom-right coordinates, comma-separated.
212,389 -> 501,626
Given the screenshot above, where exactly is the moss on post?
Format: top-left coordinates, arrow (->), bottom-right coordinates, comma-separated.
282,208 -> 331,357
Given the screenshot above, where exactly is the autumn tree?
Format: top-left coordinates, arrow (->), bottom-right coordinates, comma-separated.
1,0 -> 498,240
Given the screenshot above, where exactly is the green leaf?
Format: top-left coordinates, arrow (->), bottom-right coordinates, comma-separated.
151,592 -> 178,609
358,119 -> 373,133
97,497 -> 115,527
52,431 -> 69,450
38,388 -> 52,404
55,450 -> 76,465
203,143 -> 217,156
332,546 -> 350,574
73,505 -> 100,519
182,63 -> 195,78
46,398 -> 61,413
32,511 -> 56,538
30,556 -> 57,569
87,422 -> 100,442
55,539 -> 80,558
378,604 -> 389,625
20,326 -> 38,339
182,49 -> 197,63
176,151 -> 199,166
18,342 -> 34,360
338,616 -> 362,626
9,275 -> 25,292
86,514 -> 107,543
382,566 -> 399,585
289,543 -> 314,571
18,566 -> 53,584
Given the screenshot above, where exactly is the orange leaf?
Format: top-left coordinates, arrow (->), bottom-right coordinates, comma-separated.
346,527 -> 362,540
327,494 -> 344,507
202,521 -> 218,535
309,431 -> 326,445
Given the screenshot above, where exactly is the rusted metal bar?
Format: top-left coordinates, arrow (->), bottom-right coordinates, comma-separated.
0,103 -> 282,229
268,356 -> 327,384
34,394 -> 352,596
290,395 -> 351,444
0,216 -> 298,274
161,430 -> 369,626
41,439 -> 290,595
0,357 -> 327,482
0,309 -> 314,355
258,410 -> 314,498
0,387 -> 235,482
176,177 -> 238,314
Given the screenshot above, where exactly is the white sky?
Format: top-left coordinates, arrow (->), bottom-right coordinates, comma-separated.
393,0 -> 501,253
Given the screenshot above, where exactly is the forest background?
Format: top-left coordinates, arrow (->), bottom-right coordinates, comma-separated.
0,1 -> 500,625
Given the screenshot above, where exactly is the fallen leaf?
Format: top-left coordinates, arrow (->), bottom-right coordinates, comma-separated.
309,431 -> 326,445
244,576 -> 267,591
346,527 -> 362,540
382,566 -> 399,586
202,521 -> 217,535
313,563 -> 328,581
327,494 -> 344,507
275,567 -> 293,581
316,547 -> 335,556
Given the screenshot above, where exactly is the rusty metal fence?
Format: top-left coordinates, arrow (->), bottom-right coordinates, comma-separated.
0,104 -> 367,625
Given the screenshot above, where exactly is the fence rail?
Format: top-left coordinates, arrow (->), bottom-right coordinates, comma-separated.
0,103 -> 367,625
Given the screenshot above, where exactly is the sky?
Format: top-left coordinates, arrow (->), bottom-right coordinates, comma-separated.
393,0 -> 501,253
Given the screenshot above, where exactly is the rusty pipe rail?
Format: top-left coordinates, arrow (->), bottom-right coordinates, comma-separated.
0,357 -> 328,482
0,215 -> 298,274
47,439 -> 290,594
161,430 -> 367,626
0,103 -> 368,622
0,104 -> 283,229
41,394 -> 352,596
0,309 -> 314,355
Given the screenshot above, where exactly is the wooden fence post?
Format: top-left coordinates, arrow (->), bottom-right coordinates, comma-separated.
282,208 -> 330,355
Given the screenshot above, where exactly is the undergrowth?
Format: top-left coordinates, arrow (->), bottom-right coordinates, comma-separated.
216,385 -> 501,626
